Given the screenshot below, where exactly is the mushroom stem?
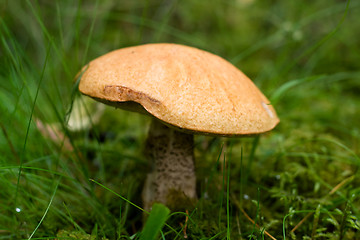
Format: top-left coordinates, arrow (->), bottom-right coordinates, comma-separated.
142,119 -> 196,210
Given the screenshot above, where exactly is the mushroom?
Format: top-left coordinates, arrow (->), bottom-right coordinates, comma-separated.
78,43 -> 279,210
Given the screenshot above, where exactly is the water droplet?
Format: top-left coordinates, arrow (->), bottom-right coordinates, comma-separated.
15,208 -> 21,213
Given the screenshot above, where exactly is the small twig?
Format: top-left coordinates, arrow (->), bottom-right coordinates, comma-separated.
180,210 -> 189,239
179,218 -> 189,238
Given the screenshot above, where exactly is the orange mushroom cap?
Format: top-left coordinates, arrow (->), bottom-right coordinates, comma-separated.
79,43 -> 279,136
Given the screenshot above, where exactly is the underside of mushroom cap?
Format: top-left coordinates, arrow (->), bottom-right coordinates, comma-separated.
79,43 -> 279,136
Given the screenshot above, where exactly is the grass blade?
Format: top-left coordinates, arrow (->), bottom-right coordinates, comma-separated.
28,177 -> 61,239
139,203 -> 170,240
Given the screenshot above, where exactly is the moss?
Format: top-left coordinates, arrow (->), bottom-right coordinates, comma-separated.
56,230 -> 108,240
165,188 -> 196,212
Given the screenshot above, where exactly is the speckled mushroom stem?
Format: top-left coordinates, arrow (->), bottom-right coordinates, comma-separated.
142,119 -> 197,210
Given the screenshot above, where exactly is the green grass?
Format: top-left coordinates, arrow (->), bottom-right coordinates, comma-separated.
1,0 -> 360,239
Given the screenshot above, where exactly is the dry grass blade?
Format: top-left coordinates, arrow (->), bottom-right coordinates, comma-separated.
0,122 -> 20,163
329,175 -> 355,196
231,194 -> 277,240
290,212 -> 313,233
35,118 -> 74,152
290,175 -> 355,233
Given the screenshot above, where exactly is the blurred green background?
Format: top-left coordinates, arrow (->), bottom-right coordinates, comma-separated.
0,0 -> 359,239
